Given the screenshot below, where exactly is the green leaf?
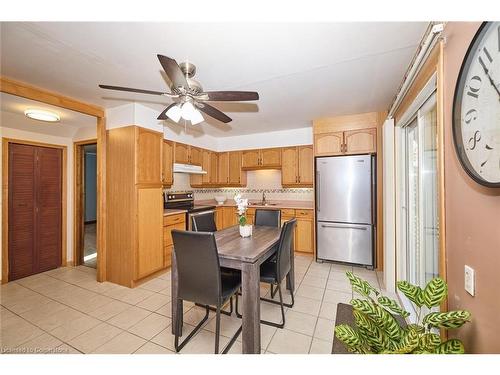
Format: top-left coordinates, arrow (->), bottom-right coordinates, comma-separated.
397,281 -> 424,307
346,271 -> 379,298
406,324 -> 425,334
334,324 -> 362,350
434,339 -> 465,354
423,277 -> 448,308
418,333 -> 442,351
388,327 -> 420,353
351,299 -> 404,341
353,310 -> 387,352
423,311 -> 471,329
377,296 -> 410,318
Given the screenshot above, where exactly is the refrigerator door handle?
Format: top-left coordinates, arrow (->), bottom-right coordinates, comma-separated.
316,171 -> 320,211
320,224 -> 368,231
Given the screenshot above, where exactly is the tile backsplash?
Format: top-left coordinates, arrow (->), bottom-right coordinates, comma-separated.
165,170 -> 313,201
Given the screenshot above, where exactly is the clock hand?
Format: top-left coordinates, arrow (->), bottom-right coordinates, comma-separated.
479,64 -> 500,100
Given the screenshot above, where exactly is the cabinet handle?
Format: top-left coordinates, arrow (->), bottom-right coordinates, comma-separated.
298,176 -> 301,183
295,176 -> 298,183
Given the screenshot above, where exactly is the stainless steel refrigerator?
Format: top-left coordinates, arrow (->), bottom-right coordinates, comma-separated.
315,154 -> 375,267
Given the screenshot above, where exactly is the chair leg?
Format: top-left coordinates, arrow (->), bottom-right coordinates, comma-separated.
195,297 -> 233,316
270,284 -> 276,299
258,282 -> 285,328
215,306 -> 221,354
174,304 -> 210,353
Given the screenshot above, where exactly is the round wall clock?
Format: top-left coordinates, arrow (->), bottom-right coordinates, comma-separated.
453,22 -> 500,187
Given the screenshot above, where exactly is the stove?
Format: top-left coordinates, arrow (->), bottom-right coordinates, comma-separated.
164,191 -> 216,230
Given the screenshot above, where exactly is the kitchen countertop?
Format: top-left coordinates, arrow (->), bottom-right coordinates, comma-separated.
163,209 -> 187,217
195,199 -> 314,210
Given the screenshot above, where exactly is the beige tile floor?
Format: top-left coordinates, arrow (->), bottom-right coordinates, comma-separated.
0,255 -> 384,354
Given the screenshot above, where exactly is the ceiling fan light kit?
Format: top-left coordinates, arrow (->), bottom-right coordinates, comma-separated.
99,54 -> 259,125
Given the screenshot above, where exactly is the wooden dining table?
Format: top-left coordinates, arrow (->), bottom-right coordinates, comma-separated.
170,224 -> 295,354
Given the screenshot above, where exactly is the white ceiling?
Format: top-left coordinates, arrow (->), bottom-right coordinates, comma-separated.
0,22 -> 428,137
0,92 -> 95,138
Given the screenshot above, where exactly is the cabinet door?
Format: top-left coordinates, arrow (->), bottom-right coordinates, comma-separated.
260,148 -> 281,168
137,187 -> 164,279
281,147 -> 298,185
174,143 -> 190,164
242,149 -> 260,169
190,146 -> 203,166
218,152 -> 229,185
210,152 -> 218,184
201,150 -> 212,184
162,140 -> 174,186
295,218 -> 313,253
228,151 -> 242,185
222,207 -> 237,228
136,128 -> 162,185
215,207 -> 224,230
344,128 -> 377,154
298,145 -> 313,185
314,132 -> 344,156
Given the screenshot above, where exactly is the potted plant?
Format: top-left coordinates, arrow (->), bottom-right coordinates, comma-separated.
334,272 -> 471,354
234,194 -> 252,237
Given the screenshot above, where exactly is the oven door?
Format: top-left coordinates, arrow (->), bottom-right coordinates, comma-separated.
188,210 -> 216,231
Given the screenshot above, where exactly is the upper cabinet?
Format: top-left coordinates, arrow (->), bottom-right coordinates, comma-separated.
228,151 -> 247,186
174,142 -> 202,166
217,152 -> 229,185
136,127 -> 163,185
162,140 -> 174,187
191,149 -> 218,187
314,128 -> 376,156
281,145 -> 313,187
242,148 -> 281,170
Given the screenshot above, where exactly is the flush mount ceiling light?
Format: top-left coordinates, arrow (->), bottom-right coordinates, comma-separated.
24,109 -> 60,122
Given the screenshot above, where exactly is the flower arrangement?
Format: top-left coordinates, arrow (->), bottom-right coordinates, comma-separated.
234,194 -> 248,226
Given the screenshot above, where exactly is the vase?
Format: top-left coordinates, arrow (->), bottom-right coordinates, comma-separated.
239,224 -> 252,238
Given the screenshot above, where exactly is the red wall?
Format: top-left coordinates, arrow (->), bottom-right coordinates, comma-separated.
443,22 -> 500,353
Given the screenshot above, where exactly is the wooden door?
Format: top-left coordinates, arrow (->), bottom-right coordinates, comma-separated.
242,149 -> 260,169
218,152 -> 229,185
260,148 -> 281,168
295,217 -> 313,253
297,146 -> 313,185
281,147 -> 298,185
314,132 -> 344,156
344,128 -> 377,154
8,144 -> 62,280
215,207 -> 224,230
162,140 -> 174,186
136,128 -> 162,185
174,142 -> 189,164
136,187 -> 163,279
189,146 -> 202,166
222,207 -> 237,228
201,150 -> 211,184
228,151 -> 242,185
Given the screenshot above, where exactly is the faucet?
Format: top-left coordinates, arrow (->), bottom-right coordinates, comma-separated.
262,191 -> 267,205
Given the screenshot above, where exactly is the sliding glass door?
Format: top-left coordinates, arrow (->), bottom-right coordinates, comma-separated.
397,91 -> 439,314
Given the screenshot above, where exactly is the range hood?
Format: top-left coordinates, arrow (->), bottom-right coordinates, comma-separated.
173,163 -> 207,174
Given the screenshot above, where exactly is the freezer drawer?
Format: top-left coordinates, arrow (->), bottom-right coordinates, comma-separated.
317,221 -> 373,266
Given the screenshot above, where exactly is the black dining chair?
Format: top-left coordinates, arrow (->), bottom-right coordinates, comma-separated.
191,211 -> 236,316
254,209 -> 281,227
236,218 -> 297,329
171,230 -> 242,354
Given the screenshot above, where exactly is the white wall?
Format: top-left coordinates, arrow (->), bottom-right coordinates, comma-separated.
0,126 -> 75,280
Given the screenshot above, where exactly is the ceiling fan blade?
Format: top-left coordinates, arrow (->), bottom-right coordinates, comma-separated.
157,103 -> 177,120
157,54 -> 188,89
195,102 -> 232,123
98,84 -> 166,96
202,91 -> 259,101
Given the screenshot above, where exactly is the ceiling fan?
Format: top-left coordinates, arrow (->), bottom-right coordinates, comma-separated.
99,54 -> 259,125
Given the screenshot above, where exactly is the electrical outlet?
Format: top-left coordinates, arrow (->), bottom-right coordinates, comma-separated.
464,265 -> 475,296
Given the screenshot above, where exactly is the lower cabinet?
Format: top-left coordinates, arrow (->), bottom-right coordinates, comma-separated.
163,213 -> 186,268
294,210 -> 314,254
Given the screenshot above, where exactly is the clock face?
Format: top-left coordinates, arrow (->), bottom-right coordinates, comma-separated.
453,22 -> 500,187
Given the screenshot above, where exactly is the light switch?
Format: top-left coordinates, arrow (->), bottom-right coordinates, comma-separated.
464,265 -> 475,296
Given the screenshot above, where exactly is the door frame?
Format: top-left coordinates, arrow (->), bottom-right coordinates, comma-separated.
73,139 -> 97,267
1,76 -> 107,283
1,138 -> 68,282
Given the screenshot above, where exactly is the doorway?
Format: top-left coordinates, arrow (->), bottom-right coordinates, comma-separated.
74,140 -> 97,268
4,141 -> 65,281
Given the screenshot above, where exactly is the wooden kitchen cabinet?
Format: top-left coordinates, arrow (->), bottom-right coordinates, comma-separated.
228,151 -> 246,186
222,206 -> 238,228
210,152 -> 218,184
136,127 -> 163,185
190,149 -> 214,187
314,128 -> 376,156
190,146 -> 202,166
217,152 -> 229,185
344,128 -> 377,154
174,142 -> 190,164
242,148 -> 281,169
162,140 -> 174,187
106,126 -> 165,287
215,207 -> 224,230
281,145 -> 313,187
163,213 -> 186,268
